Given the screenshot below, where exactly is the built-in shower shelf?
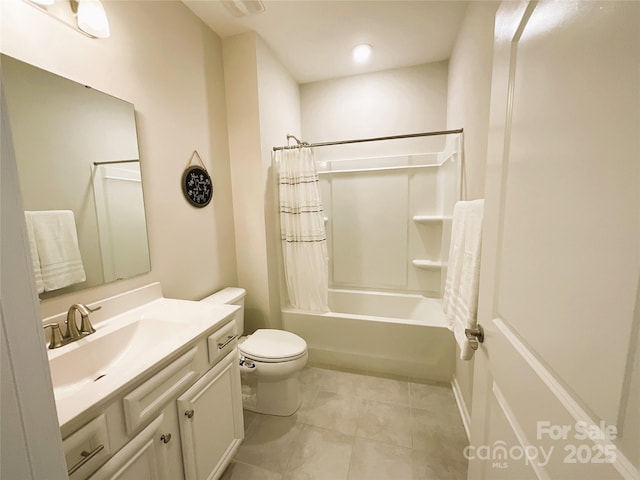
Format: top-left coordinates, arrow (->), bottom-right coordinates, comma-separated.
412,259 -> 442,270
412,215 -> 449,224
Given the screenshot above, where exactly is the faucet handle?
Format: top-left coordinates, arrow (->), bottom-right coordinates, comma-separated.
85,305 -> 102,314
78,304 -> 101,334
43,323 -> 63,349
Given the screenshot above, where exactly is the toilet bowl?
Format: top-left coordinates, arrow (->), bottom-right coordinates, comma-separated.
200,288 -> 308,416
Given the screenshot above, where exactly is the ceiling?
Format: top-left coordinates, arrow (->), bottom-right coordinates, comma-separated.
182,0 -> 469,84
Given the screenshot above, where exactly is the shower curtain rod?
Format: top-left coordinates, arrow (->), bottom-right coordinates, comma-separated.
272,128 -> 463,151
93,159 -> 139,166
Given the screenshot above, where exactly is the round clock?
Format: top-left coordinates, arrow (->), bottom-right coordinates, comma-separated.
182,165 -> 213,208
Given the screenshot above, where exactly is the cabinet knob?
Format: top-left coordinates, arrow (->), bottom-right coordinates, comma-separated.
185,409 -> 195,419
160,433 -> 172,444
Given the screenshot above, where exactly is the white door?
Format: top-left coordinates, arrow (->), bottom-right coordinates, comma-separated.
1,84 -> 68,479
468,1 -> 639,479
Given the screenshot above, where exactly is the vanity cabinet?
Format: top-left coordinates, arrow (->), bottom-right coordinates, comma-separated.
60,314 -> 242,480
178,349 -> 243,480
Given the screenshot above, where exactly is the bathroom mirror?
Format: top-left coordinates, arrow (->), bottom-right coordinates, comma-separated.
1,54 -> 151,298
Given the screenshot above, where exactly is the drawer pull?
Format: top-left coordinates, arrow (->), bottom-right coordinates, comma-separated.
160,433 -> 172,444
217,335 -> 238,350
68,443 -> 104,476
185,409 -> 195,419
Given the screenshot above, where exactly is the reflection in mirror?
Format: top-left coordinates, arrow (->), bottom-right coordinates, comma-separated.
92,161 -> 150,283
1,54 -> 151,298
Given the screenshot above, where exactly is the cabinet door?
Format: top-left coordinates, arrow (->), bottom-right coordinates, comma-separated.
157,402 -> 185,480
90,415 -> 166,480
177,349 -> 244,480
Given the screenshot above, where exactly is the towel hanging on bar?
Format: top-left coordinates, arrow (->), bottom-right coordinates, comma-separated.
442,199 -> 484,361
25,210 -> 86,292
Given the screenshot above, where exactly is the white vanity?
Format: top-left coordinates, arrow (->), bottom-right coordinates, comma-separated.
45,283 -> 243,480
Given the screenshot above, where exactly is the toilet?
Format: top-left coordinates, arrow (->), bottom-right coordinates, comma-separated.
200,288 -> 308,416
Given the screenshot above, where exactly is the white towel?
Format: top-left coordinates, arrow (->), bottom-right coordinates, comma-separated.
28,210 -> 86,292
442,199 -> 484,360
24,212 -> 45,294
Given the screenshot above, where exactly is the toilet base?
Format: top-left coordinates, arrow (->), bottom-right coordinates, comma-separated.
241,373 -> 302,416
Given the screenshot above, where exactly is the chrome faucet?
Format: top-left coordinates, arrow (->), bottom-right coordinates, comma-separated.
44,304 -> 102,349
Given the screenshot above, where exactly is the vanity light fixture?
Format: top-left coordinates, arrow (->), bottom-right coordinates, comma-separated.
72,0 -> 110,38
352,43 -> 372,64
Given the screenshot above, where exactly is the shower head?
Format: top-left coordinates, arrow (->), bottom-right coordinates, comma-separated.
286,134 -> 309,147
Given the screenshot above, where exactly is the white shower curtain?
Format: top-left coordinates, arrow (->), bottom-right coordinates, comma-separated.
277,147 -> 329,312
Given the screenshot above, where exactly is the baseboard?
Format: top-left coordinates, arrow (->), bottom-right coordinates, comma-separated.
451,375 -> 471,441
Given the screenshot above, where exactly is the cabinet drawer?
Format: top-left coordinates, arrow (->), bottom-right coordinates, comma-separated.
207,320 -> 237,365
123,347 -> 198,435
64,414 -> 110,479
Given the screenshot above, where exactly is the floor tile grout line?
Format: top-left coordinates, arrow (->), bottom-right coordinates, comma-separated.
241,412 -> 261,440
229,457 -> 282,476
320,391 -> 411,409
279,421 -> 305,476
308,383 -> 413,409
346,427 -> 358,480
409,398 -> 416,451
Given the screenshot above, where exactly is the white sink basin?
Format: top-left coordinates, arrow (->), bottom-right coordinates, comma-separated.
45,291 -> 238,429
49,317 -> 182,398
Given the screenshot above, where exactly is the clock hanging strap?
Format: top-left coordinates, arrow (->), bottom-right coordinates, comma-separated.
185,150 -> 207,171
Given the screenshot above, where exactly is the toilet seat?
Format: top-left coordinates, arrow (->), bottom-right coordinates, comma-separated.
239,329 -> 307,363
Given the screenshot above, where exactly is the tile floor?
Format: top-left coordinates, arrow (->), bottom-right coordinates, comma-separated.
221,365 -> 469,480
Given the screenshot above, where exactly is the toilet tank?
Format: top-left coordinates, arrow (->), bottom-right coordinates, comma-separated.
200,287 -> 246,335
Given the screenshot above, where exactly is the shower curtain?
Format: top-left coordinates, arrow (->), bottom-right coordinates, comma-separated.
277,147 -> 329,312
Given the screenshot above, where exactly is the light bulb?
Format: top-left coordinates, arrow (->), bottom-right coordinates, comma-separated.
76,0 -> 110,38
352,44 -> 372,64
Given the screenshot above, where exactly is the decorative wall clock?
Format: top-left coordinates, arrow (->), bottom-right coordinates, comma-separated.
182,150 -> 213,208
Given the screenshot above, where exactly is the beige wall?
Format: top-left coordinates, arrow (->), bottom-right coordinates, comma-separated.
223,32 -> 301,332
255,37 -> 302,325
1,0 -> 238,317
447,1 -> 499,201
222,33 -> 267,333
446,0 -> 499,422
301,62 -> 449,160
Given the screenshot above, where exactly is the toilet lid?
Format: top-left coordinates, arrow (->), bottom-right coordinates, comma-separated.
239,329 -> 307,362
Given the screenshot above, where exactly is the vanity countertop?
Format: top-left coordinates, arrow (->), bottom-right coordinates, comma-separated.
44,284 -> 238,431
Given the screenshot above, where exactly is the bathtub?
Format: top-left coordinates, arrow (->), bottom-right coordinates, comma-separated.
281,289 -> 455,382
